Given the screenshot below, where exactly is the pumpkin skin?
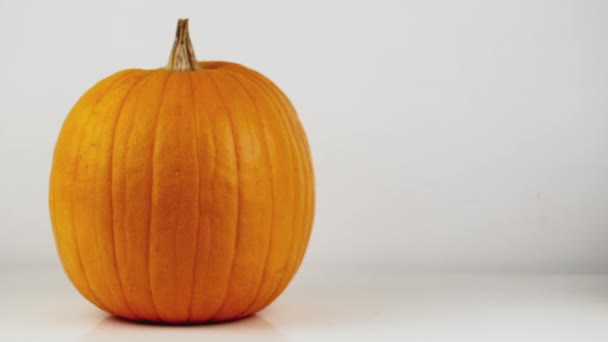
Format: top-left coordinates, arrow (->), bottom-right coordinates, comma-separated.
49,21 -> 314,324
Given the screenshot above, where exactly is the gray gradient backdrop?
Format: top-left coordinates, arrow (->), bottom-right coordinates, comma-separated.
1,0 -> 607,273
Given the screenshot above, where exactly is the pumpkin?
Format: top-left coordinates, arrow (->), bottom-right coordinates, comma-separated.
49,19 -> 315,323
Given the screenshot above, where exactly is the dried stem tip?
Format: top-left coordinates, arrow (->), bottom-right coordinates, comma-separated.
166,19 -> 201,71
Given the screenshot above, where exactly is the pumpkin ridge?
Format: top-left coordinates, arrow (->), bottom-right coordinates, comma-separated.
190,73 -> 222,321
234,70 -> 308,312
103,71 -> 150,320
50,78 -> 99,310
147,71 -> 174,322
225,69 -> 301,314
110,71 -> 157,320
222,71 -> 276,317
267,77 -> 315,273
265,75 -> 315,298
269,88 -> 313,309
185,73 -> 217,320
206,73 -> 243,321
185,72 -> 202,321
116,72 -> 163,321
66,70 -> 139,313
279,83 -> 315,286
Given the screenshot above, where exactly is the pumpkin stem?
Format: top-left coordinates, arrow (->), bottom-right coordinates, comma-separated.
167,19 -> 201,71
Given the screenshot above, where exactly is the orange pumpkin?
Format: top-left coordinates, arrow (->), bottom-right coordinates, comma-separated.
49,19 -> 315,323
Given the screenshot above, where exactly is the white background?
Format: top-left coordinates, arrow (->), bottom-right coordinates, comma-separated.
1,1 -> 608,340
1,0 -> 607,272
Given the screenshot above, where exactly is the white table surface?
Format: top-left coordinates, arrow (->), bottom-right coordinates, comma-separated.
2,266 -> 608,341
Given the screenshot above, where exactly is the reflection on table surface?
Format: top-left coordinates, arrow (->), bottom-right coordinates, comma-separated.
79,314 -> 287,342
